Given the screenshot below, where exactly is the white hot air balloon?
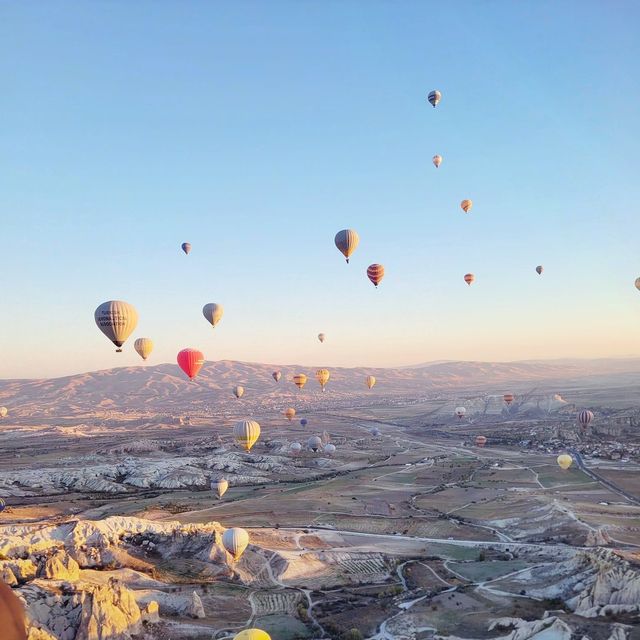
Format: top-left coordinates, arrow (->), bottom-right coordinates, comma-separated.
324,443 -> 336,456
134,338 -> 153,361
233,385 -> 245,399
213,478 -> 229,499
94,300 -> 138,352
222,527 -> 249,561
308,436 -> 322,452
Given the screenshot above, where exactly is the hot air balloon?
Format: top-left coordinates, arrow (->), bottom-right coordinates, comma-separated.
233,630 -> 271,640
0,579 -> 26,640
315,369 -> 330,391
503,393 -> 515,406
202,303 -> 224,329
432,154 -> 442,168
318,333 -> 326,343
557,454 -> 573,470
272,371 -> 282,382
366,375 -> 376,390
290,442 -> 302,455
475,435 -> 487,448
300,418 -> 308,427
181,242 -> 191,255
324,443 -> 336,456
321,430 -> 331,445
578,410 -> 594,432
284,408 -> 296,421
233,420 -> 260,451
94,300 -> 138,352
427,90 -> 441,107
177,348 -> 205,380
293,374 -> 307,389
455,407 -> 466,419
464,273 -> 475,286
371,427 -> 381,437
233,385 -> 244,399
0,407 -> 7,419
461,199 -> 473,213
367,264 -> 385,288
536,265 -> 544,275
635,278 -> 640,291
0,498 -> 5,512
134,338 -> 153,361
213,478 -> 228,499
334,229 -> 360,263
308,436 -> 322,452
222,527 -> 249,561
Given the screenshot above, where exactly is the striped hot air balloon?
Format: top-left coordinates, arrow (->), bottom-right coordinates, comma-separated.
293,374 -> 307,389
464,273 -> 475,286
233,420 -> 260,451
503,393 -> 515,406
367,264 -> 385,288
461,199 -> 473,213
94,300 -> 138,352
475,435 -> 487,448
315,369 -> 330,391
427,90 -> 441,107
432,154 -> 442,168
578,410 -> 594,432
134,338 -> 153,361
334,229 -> 360,263
181,242 -> 191,255
177,348 -> 205,380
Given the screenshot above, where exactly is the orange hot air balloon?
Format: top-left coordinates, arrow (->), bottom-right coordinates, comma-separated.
475,435 -> 487,448
367,264 -> 385,288
284,408 -> 296,421
461,199 -> 473,213
177,348 -> 205,380
464,273 -> 475,286
272,371 -> 281,382
503,393 -> 514,406
293,374 -> 307,389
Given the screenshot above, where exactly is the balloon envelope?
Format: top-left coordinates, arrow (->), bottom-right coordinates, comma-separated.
272,371 -> 281,382
234,630 -> 271,640
475,435 -> 487,447
293,374 -> 307,389
290,442 -> 302,455
578,410 -> 594,429
635,278 -> 640,291
455,407 -> 466,418
213,478 -> 228,499
503,393 -> 515,405
427,90 -> 441,107
557,454 -> 573,470
464,273 -> 475,286
324,443 -> 336,455
318,333 -> 326,343
536,265 -> 544,275
233,385 -> 244,399
177,348 -> 205,380
284,408 -> 296,421
334,229 -> 360,263
181,242 -> 191,255
308,436 -> 322,451
0,407 -> 7,418
300,418 -> 308,427
432,154 -> 442,168
461,199 -> 473,213
233,420 -> 260,451
366,375 -> 376,389
94,300 -> 138,351
222,527 -> 249,561
367,264 -> 385,288
202,303 -> 224,329
315,369 -> 330,390
134,338 -> 153,361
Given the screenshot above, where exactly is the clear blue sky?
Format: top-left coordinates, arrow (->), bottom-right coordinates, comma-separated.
1,1 -> 639,378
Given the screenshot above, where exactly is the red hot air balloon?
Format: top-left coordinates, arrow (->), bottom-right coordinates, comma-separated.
464,273 -> 475,286
503,393 -> 514,406
367,264 -> 385,288
177,348 -> 205,380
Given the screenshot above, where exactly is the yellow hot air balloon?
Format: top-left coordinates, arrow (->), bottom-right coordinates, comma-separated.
233,420 -> 260,451
366,375 -> 376,389
557,454 -> 573,470
234,630 -> 271,640
0,407 -> 8,418
284,407 -> 296,421
222,527 -> 249,561
94,300 -> 138,352
202,303 -> 224,328
334,229 -> 360,263
293,374 -> 307,389
134,338 -> 153,361
315,368 -> 330,391
460,199 -> 473,213
213,478 -> 228,499
233,385 -> 244,399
